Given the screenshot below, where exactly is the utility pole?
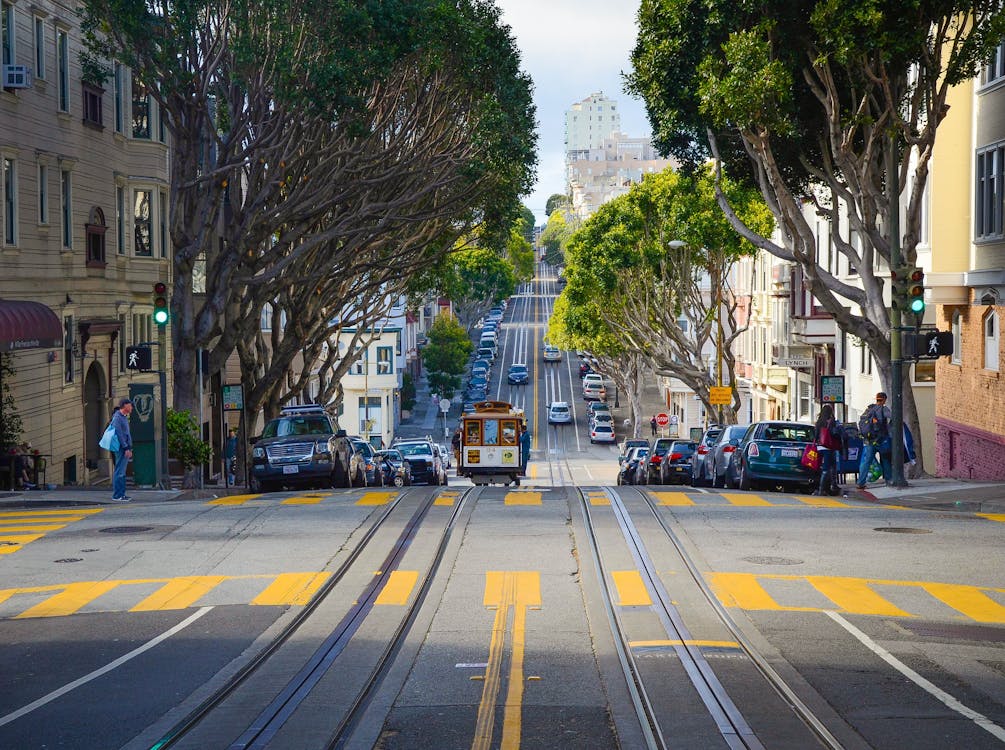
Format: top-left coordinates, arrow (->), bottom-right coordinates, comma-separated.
887,134 -> 907,486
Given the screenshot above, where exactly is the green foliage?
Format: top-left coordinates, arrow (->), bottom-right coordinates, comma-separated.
166,409 -> 213,471
517,205 -> 536,244
442,246 -> 518,309
427,372 -> 462,399
400,371 -> 417,412
421,314 -> 473,379
506,227 -> 535,284
545,194 -> 569,216
0,354 -> 22,449
540,210 -> 572,266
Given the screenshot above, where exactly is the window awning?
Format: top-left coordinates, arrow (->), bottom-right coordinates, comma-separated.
0,299 -> 63,353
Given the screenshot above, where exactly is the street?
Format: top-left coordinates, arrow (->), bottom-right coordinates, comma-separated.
0,266 -> 1003,749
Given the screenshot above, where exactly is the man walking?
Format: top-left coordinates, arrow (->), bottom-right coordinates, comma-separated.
650,415 -> 658,437
111,398 -> 134,502
225,428 -> 238,486
856,392 -> 892,489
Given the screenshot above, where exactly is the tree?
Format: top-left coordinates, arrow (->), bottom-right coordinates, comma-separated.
629,0 -> 1005,470
540,210 -> 573,266
421,314 -> 473,398
557,168 -> 772,423
546,193 -> 570,216
167,409 -> 213,489
438,246 -> 518,332
507,226 -> 535,285
0,354 -> 22,449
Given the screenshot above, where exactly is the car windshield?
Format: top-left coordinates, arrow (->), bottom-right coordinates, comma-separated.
552,405 -> 569,413
509,365 -> 528,373
702,430 -> 722,446
397,443 -> 434,457
670,443 -> 696,456
760,424 -> 815,442
352,440 -> 374,458
261,416 -> 332,438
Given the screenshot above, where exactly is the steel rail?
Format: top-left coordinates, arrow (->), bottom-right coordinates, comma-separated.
604,486 -> 764,750
147,486 -> 424,750
326,484 -> 478,748
632,486 -> 845,750
576,488 -> 664,750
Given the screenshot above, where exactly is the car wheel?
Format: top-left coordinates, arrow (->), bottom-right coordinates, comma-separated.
393,475 -> 405,487
738,463 -> 752,491
723,470 -> 733,489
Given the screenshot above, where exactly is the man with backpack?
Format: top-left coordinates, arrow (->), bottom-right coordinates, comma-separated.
856,392 -> 892,489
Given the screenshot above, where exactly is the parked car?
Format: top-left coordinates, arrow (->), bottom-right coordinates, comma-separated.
468,374 -> 488,391
708,425 -> 749,488
641,436 -> 676,484
437,443 -> 452,469
618,447 -> 649,485
543,344 -> 562,362
477,347 -> 496,362
727,421 -> 819,492
250,405 -> 365,491
578,361 -> 594,378
690,426 -> 724,486
507,363 -> 530,385
548,401 -> 572,425
592,413 -> 614,430
466,387 -> 488,403
376,449 -> 411,486
659,441 -> 698,485
393,439 -> 446,485
587,401 -> 610,421
589,423 -> 616,444
618,438 -> 650,464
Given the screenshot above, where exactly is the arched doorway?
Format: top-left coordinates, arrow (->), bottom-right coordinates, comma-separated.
83,361 -> 107,479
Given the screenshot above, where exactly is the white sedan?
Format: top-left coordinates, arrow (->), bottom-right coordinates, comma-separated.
590,423 -> 616,444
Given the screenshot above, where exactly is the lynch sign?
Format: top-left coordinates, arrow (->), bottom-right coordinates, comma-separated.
775,357 -> 812,368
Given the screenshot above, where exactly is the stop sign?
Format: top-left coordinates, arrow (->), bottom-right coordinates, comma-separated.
655,413 -> 670,428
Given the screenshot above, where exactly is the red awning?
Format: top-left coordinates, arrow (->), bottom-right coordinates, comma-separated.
0,299 -> 63,353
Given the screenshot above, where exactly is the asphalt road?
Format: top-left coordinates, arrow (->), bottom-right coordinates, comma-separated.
0,265 -> 1003,749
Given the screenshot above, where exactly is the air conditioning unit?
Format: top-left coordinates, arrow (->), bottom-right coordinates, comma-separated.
2,65 -> 32,88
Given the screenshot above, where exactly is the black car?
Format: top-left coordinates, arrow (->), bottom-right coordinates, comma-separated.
507,363 -> 530,385
618,447 -> 649,485
375,449 -> 411,486
641,437 -> 676,484
393,439 -> 446,485
349,437 -> 380,486
659,441 -> 698,485
250,405 -> 365,491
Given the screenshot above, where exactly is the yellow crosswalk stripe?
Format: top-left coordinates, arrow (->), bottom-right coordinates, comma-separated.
16,581 -> 123,618
375,570 -> 419,605
208,494 -> 262,505
709,573 -> 817,612
611,571 -> 652,606
0,509 -> 103,518
720,493 -> 773,507
0,524 -> 71,532
435,492 -> 460,506
131,576 -> 230,611
281,493 -> 328,505
793,494 -> 851,508
0,534 -> 46,554
806,576 -> 912,617
505,491 -> 542,506
252,572 -> 330,606
0,509 -> 102,555
650,491 -> 696,506
978,513 -> 1005,523
921,583 -> 1005,624
355,491 -> 398,506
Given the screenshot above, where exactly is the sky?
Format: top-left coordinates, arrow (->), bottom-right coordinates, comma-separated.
494,0 -> 650,225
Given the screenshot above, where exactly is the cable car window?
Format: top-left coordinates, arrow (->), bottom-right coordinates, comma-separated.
501,420 -> 517,445
465,421 -> 481,445
483,419 -> 499,445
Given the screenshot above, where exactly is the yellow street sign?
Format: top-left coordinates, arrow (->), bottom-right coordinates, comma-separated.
709,386 -> 732,405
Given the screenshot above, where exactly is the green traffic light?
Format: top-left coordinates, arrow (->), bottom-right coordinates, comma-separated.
153,308 -> 170,325
910,298 -> 925,314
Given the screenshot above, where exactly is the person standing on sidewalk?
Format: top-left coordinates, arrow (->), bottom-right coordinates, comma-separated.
111,398 -> 134,502
650,415 -> 658,437
225,428 -> 238,485
856,392 -> 892,489
814,404 -> 841,495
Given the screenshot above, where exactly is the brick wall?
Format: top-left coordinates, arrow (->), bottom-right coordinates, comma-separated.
935,301 -> 1005,479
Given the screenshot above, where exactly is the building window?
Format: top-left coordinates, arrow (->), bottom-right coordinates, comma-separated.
113,63 -> 123,133
913,361 -> 936,383
352,350 -> 366,375
82,84 -> 103,127
2,157 -> 15,246
131,312 -> 151,348
33,16 -> 44,79
56,29 -> 68,112
981,40 -> 1005,86
984,310 -> 999,371
60,170 -> 71,248
116,186 -> 124,253
132,75 -> 150,138
951,309 -> 961,364
159,189 -> 168,257
63,315 -> 74,384
133,189 -> 151,256
376,346 -> 393,375
1,3 -> 12,67
260,303 -> 273,331
85,207 -> 106,268
37,164 -> 47,224
976,143 -> 1005,239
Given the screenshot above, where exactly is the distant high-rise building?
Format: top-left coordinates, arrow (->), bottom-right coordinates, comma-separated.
565,92 -> 621,159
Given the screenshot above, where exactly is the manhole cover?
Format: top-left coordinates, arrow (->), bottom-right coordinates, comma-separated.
55,558 -> 82,563
99,526 -> 155,534
875,527 -> 932,534
81,548 -> 99,552
742,556 -> 804,566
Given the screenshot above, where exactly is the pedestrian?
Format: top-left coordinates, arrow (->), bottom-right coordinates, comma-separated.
814,404 -> 841,495
111,398 -> 134,502
856,392 -> 892,489
225,428 -> 238,485
14,442 -> 34,490
650,415 -> 658,437
519,426 -> 531,474
451,427 -> 462,465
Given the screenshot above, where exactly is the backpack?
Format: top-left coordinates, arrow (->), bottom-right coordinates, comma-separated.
858,406 -> 889,441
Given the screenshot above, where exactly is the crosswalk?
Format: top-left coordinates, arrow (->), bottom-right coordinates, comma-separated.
0,508 -> 104,555
206,490 -> 401,507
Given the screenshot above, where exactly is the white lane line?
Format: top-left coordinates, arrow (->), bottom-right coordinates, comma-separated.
824,611 -> 1005,743
0,606 -> 214,727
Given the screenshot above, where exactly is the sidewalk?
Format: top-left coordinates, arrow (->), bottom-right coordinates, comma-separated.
852,477 -> 1005,513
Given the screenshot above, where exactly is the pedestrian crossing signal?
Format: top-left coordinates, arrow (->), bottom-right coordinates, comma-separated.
126,345 -> 152,371
153,282 -> 170,326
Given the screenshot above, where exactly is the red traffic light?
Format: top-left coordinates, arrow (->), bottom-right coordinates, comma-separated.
909,269 -> 924,283
154,281 -> 167,295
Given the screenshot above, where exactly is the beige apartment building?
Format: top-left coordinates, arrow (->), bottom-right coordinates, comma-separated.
1,0 -> 171,486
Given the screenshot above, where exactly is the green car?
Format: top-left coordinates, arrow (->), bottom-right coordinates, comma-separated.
728,421 -> 818,492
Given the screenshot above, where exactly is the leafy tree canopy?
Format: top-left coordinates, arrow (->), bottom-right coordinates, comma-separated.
546,193 -> 570,216
422,314 -> 473,377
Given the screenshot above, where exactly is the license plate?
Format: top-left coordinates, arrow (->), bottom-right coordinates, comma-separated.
780,448 -> 801,458
282,465 -> 299,474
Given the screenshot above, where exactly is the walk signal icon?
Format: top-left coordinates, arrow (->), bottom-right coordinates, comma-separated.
153,282 -> 170,326
125,345 -> 152,371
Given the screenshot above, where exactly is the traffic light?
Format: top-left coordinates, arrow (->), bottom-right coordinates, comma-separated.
153,281 -> 170,326
906,267 -> 925,315
890,263 -> 912,310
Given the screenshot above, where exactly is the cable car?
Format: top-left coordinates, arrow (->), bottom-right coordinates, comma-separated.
458,401 -> 527,486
